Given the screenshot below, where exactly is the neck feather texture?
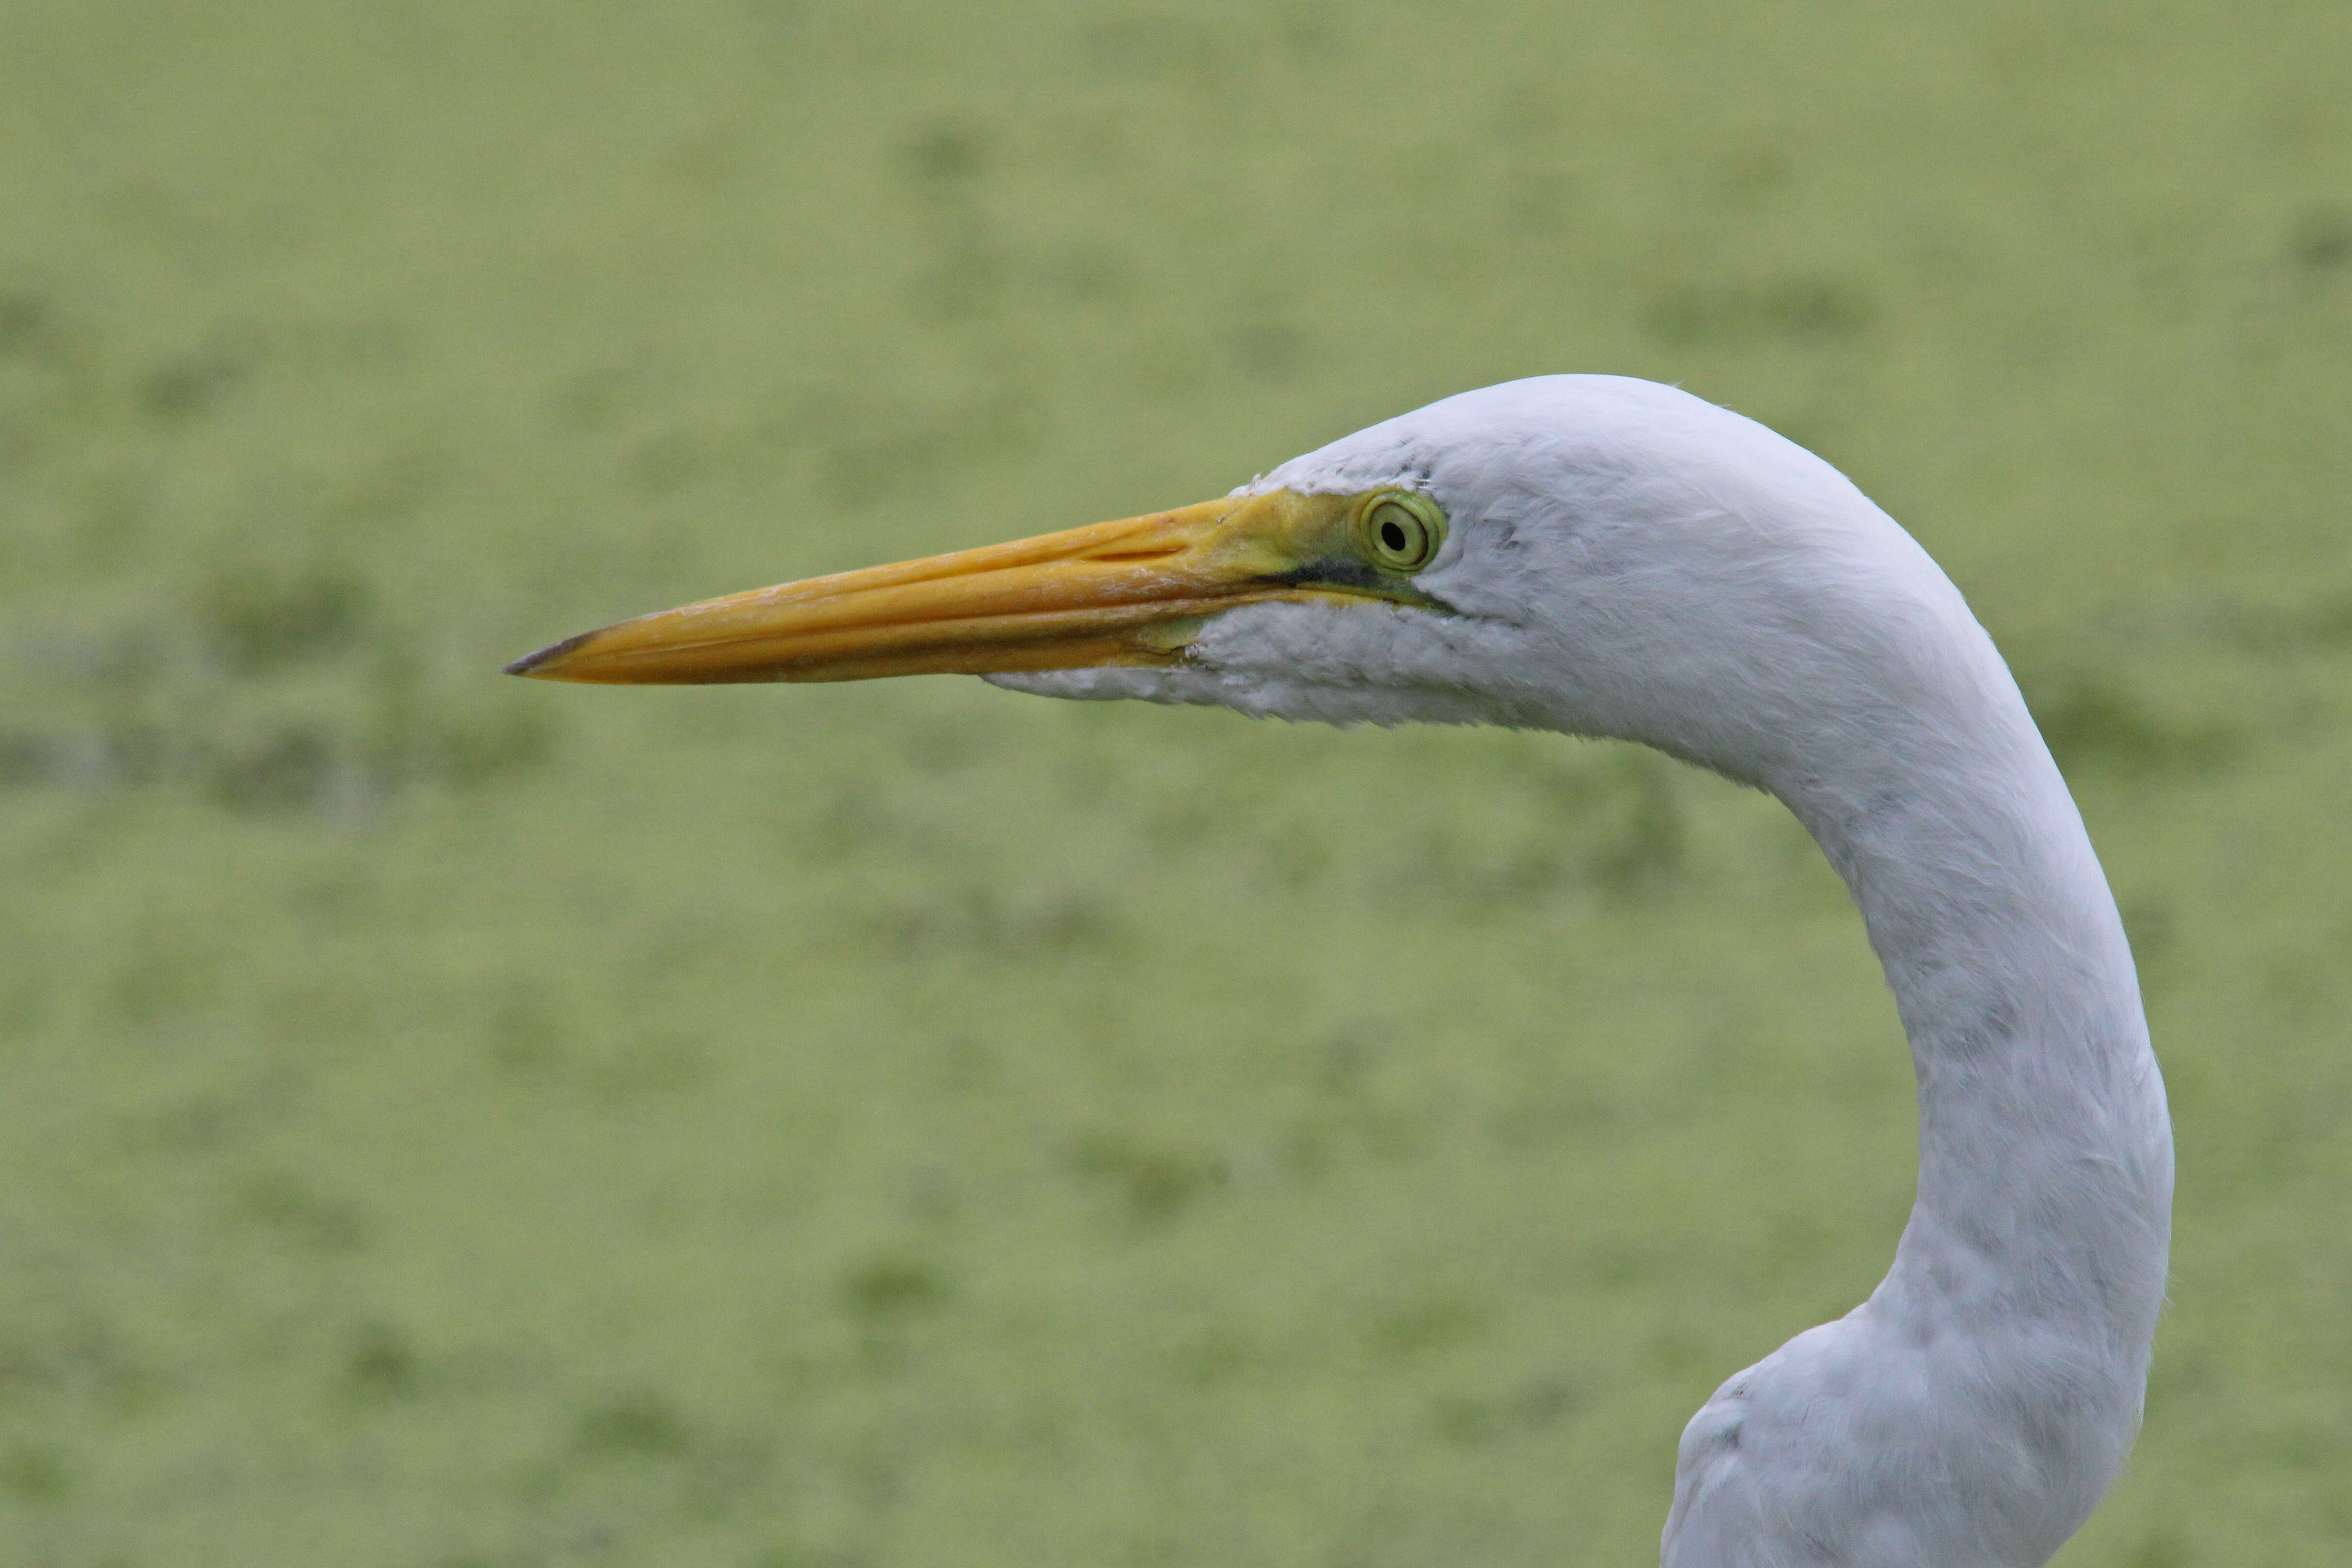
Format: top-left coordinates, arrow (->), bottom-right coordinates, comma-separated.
1663,647 -> 2172,1568
1787,695 -> 2171,1358
1752,659 -> 2175,1559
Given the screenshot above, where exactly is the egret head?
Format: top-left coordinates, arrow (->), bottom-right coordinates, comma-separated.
509,375 -> 1980,789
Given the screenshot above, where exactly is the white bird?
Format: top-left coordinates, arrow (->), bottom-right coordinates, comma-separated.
511,375 -> 2174,1568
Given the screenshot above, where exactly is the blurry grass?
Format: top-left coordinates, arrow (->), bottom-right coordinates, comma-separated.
1,564 -> 552,823
1,0 -> 2350,1565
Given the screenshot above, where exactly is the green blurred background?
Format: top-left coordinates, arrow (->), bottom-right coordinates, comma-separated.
3,1 -> 2348,1564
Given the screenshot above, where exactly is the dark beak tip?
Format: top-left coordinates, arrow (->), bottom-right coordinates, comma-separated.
503,629 -> 597,679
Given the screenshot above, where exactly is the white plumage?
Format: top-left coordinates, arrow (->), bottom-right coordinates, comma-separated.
999,378 -> 2174,1567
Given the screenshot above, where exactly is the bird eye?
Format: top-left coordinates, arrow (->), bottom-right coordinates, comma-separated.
1356,491 -> 1447,573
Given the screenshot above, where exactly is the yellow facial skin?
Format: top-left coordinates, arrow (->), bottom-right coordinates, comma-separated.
505,487 -> 1447,685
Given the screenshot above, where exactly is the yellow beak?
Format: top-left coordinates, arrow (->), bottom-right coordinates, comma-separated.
505,488 -> 1391,685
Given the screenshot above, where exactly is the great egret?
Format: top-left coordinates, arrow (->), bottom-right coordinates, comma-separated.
510,375 -> 2173,1567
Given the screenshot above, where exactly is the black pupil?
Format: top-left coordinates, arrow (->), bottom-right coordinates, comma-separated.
1380,518 -> 1409,553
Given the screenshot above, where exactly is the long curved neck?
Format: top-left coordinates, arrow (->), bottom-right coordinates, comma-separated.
1774,677 -> 2172,1386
